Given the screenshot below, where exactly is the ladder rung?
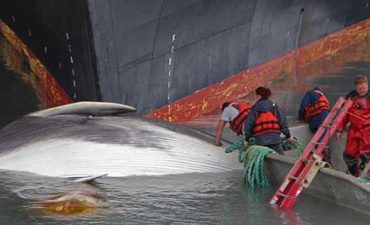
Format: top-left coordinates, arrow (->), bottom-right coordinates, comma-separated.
302,158 -> 314,164
312,142 -> 330,148
278,193 -> 291,199
312,142 -> 324,145
288,175 -> 299,180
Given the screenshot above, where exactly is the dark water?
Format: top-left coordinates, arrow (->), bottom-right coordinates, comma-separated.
0,170 -> 369,225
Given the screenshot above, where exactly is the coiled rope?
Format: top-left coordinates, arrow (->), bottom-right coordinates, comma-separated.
225,137 -> 303,188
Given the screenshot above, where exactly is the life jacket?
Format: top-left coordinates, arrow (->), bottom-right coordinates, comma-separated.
305,91 -> 330,122
229,102 -> 251,135
252,105 -> 281,137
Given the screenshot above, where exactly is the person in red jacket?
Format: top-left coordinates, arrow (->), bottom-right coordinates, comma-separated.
214,101 -> 251,146
337,75 -> 370,176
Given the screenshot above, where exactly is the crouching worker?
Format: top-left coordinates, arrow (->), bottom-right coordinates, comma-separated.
244,87 -> 293,154
298,87 -> 330,133
337,75 -> 370,176
213,101 -> 251,146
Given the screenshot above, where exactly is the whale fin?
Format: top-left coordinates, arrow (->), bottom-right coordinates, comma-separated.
68,174 -> 108,183
28,102 -> 136,117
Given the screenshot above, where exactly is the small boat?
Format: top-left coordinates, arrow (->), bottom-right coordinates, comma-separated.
196,122 -> 370,214
264,124 -> 370,215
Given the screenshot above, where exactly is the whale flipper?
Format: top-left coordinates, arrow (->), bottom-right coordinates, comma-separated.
28,101 -> 136,117
68,174 -> 108,183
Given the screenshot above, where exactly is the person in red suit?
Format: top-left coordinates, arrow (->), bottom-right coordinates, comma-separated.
337,75 -> 370,176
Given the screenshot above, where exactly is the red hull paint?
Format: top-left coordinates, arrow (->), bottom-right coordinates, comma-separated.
146,18 -> 370,122
0,20 -> 72,108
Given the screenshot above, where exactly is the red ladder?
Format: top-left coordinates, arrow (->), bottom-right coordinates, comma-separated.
270,97 -> 353,208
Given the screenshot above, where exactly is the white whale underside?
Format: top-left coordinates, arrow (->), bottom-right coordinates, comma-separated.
0,138 -> 240,177
0,102 -> 240,177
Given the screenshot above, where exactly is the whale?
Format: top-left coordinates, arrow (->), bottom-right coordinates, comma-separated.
0,102 -> 240,177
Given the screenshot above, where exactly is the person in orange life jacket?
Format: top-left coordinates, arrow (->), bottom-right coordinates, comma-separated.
337,75 -> 370,176
213,101 -> 251,146
243,87 -> 293,154
298,87 -> 330,133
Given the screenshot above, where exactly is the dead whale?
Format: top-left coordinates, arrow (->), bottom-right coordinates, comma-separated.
0,102 -> 240,177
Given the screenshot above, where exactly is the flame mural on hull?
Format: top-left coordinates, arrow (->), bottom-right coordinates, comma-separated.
0,20 -> 71,109
146,18 -> 370,123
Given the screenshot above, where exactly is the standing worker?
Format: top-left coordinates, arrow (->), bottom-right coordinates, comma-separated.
337,75 -> 370,176
214,101 -> 251,146
244,87 -> 293,154
298,87 -> 330,133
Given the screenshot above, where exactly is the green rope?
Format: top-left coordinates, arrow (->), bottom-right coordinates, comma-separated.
225,137 -> 304,188
281,136 -> 304,156
242,145 -> 274,188
225,139 -> 246,162
292,139 -> 304,155
358,177 -> 370,184
225,138 -> 274,188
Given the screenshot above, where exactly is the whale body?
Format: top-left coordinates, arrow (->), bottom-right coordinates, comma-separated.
0,102 -> 240,177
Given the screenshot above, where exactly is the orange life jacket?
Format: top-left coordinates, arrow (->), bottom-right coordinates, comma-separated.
229,102 -> 251,135
305,93 -> 330,122
252,106 -> 281,137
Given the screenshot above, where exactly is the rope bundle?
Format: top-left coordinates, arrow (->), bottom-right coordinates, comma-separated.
225,137 -> 303,188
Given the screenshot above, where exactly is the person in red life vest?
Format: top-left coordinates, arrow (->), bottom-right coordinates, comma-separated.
337,75 -> 370,176
213,101 -> 251,146
298,87 -> 330,133
243,87 -> 293,154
